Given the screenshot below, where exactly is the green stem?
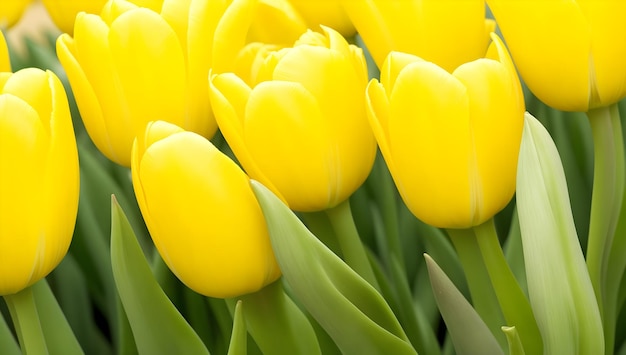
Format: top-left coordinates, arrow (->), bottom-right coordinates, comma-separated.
4,286 -> 49,355
600,103 -> 626,355
474,219 -> 542,355
325,199 -> 380,290
447,228 -> 506,349
228,280 -> 321,355
586,103 -> 625,323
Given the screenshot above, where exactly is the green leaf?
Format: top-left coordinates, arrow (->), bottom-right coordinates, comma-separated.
31,279 -> 84,355
0,309 -> 20,355
227,301 -> 246,355
110,196 -> 209,355
230,280 -> 321,355
516,112 -> 603,355
502,326 -> 525,355
250,180 -> 416,355
424,254 -> 504,355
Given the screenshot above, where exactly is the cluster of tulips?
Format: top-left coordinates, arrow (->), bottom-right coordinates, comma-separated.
1,0 -> 626,354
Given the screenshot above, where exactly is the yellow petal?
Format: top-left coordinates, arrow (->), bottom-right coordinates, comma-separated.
579,0 -> 626,107
388,61 -> 472,228
67,13 -> 126,164
42,0 -> 108,34
454,58 -> 523,225
108,8 -> 187,165
289,0 -> 355,37
488,0 -> 590,111
209,72 -> 284,203
133,127 -> 280,298
2,68 -> 52,130
248,0 -> 306,45
366,79 -> 394,173
0,31 -> 10,72
380,51 -> 425,94
0,95 -> 47,294
245,81 -> 333,211
213,0 -> 258,73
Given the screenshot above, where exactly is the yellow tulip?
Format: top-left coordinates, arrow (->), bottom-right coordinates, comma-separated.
366,34 -> 524,229
56,0 -> 222,167
488,0 -> 626,112
0,68 -> 79,295
0,0 -> 32,29
288,0 -> 356,37
339,0 -> 494,72
210,26 -> 375,212
131,120 -> 280,298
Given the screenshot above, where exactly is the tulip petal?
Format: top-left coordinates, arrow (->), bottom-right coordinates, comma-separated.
2,69 -> 53,131
61,15 -> 122,163
388,61 -> 472,228
488,0 -> 590,111
213,0 -> 257,73
380,51 -> 425,93
453,58 -> 523,225
244,81 -> 334,211
108,8 -> 188,161
579,0 -> 626,107
0,95 -> 47,294
365,79 -> 394,172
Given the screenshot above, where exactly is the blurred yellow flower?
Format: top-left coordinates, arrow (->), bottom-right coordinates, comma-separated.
0,31 -> 10,72
248,0 -> 307,46
56,0 -> 222,167
0,0 -> 32,29
288,0 -> 355,37
210,26 -> 375,212
488,0 -> 626,111
340,0 -> 493,72
366,34 -> 524,228
0,68 -> 79,295
131,120 -> 280,298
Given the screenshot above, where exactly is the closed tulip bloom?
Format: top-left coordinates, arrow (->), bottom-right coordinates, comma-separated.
0,0 -> 32,29
210,26 -> 375,212
288,0 -> 356,37
488,0 -> 626,112
366,34 -> 524,228
131,120 -> 280,298
0,68 -> 79,295
57,0 -> 221,167
340,0 -> 494,72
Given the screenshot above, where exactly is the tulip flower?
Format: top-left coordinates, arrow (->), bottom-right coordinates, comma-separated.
339,0 -> 494,72
131,120 -> 280,298
0,68 -> 79,295
0,0 -> 32,29
0,32 -> 9,72
57,0 -> 221,167
488,0 -> 626,112
210,26 -> 375,212
288,0 -> 356,37
366,33 -> 524,229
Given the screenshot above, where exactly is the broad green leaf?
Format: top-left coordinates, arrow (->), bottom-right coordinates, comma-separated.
0,310 -> 20,355
250,180 -> 416,355
110,196 -> 209,355
232,281 -> 321,355
424,254 -> 504,355
31,279 -> 83,355
227,301 -> 246,355
516,112 -> 603,355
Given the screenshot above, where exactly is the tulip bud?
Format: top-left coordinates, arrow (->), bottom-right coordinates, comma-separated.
210,26 -> 375,212
488,0 -> 626,111
131,120 -> 280,298
366,33 -> 524,228
56,0 -> 221,167
339,0 -> 494,72
0,68 -> 79,295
